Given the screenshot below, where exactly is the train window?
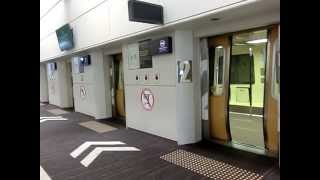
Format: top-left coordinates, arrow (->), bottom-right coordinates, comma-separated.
212,45 -> 225,96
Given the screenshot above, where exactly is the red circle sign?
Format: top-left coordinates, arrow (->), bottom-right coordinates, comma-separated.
141,88 -> 154,111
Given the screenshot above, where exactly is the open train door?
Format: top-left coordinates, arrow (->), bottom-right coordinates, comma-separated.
265,25 -> 280,155
208,35 -> 231,142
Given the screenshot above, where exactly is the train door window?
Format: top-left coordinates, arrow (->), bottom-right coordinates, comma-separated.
208,35 -> 230,142
212,46 -> 225,96
229,29 -> 268,149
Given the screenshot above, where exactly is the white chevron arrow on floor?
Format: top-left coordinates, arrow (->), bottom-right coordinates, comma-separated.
80,146 -> 140,167
70,141 -> 125,158
40,116 -> 68,123
70,141 -> 140,167
40,166 -> 51,180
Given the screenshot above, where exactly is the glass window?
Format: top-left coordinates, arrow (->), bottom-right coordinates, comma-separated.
212,46 -> 225,95
230,29 -> 268,108
230,54 -> 255,84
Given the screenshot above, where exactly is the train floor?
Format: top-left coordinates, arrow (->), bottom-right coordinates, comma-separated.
40,103 -> 280,180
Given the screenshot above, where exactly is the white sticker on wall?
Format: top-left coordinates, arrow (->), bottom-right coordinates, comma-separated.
128,44 -> 140,69
178,60 -> 192,83
140,88 -> 154,111
80,86 -> 87,99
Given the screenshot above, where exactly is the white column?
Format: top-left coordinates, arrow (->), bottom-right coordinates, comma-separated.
175,30 -> 201,145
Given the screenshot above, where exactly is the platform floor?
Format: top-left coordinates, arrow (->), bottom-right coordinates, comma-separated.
40,103 -> 280,180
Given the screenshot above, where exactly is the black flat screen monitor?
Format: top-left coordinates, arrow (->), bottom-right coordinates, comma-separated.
150,36 -> 172,55
128,0 -> 163,24
80,55 -> 91,66
56,24 -> 74,51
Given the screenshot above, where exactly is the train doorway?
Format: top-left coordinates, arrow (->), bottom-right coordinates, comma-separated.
207,26 -> 279,156
228,30 -> 267,149
109,53 -> 126,121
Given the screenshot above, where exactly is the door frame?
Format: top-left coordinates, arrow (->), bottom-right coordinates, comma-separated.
203,24 -> 279,157
110,53 -> 126,120
227,28 -> 268,150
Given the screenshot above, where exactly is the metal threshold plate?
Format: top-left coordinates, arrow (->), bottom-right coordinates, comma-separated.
160,149 -> 263,180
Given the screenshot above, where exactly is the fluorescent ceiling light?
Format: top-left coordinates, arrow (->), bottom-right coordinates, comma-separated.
216,45 -> 223,49
246,38 -> 268,44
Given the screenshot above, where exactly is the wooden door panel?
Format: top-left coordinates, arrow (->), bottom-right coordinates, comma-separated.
208,35 -> 230,141
209,96 -> 228,140
265,25 -> 279,153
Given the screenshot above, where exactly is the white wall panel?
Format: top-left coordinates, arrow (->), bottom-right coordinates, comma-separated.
125,85 -> 177,141
161,0 -> 246,23
40,34 -> 62,61
70,2 -> 111,50
47,60 -> 73,108
122,31 -> 201,144
66,0 -> 106,21
40,1 -> 68,40
40,0 -> 263,61
40,0 -> 60,18
72,51 -> 112,119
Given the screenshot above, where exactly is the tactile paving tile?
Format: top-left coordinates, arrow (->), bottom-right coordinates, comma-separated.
160,149 -> 263,180
47,108 -> 69,115
79,121 -> 117,133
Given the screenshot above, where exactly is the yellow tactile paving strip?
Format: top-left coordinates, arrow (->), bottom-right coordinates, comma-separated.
160,149 -> 263,180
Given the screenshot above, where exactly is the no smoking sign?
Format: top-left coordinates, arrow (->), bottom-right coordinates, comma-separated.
141,88 -> 154,111
80,86 -> 87,99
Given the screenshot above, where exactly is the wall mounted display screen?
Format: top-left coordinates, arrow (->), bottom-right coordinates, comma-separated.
139,40 -> 152,69
230,54 -> 255,84
48,62 -> 57,71
150,36 -> 172,55
47,62 -> 57,78
56,24 -> 74,51
128,0 -> 163,24
80,55 -> 91,66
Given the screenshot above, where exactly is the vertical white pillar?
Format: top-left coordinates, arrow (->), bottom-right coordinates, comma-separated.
57,60 -> 73,108
92,51 -> 112,119
175,30 -> 201,145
